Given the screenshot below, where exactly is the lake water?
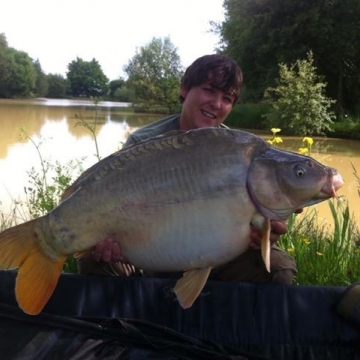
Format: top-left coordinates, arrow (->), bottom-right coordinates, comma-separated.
0,98 -> 359,229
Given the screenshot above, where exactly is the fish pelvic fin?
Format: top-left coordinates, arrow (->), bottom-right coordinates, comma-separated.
260,218 -> 271,273
0,220 -> 66,315
173,267 -> 212,309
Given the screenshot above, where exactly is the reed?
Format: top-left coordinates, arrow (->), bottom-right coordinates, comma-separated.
278,199 -> 360,286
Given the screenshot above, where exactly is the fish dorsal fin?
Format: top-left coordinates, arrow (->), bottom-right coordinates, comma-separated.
61,166 -> 94,200
173,267 -> 212,309
151,130 -> 186,139
61,128 -> 234,201
60,130 -> 189,201
61,146 -> 128,201
61,128 -> 234,202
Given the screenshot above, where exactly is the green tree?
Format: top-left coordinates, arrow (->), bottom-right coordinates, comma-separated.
314,0 -> 360,116
216,0 -> 360,114
124,37 -> 183,113
109,78 -> 125,97
113,86 -> 133,103
67,57 -> 108,97
11,49 -> 37,97
46,73 -> 68,98
33,59 -> 48,97
0,35 -> 14,97
263,52 -> 335,136
217,0 -> 316,101
0,34 -> 37,98
108,78 -> 132,101
0,33 -> 7,49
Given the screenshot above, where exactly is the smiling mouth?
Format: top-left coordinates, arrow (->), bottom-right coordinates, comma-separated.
201,110 -> 216,119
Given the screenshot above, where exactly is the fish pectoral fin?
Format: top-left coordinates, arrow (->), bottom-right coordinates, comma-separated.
0,219 -> 66,315
260,218 -> 271,273
250,215 -> 271,273
173,267 -> 212,309
17,248 -> 66,315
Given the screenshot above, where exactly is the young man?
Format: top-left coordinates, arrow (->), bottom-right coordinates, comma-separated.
78,54 -> 297,284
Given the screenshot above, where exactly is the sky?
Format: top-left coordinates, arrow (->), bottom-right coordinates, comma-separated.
1,0 -> 225,80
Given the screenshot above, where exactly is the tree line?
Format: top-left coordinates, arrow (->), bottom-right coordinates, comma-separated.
0,33 -> 108,99
0,34 -> 183,113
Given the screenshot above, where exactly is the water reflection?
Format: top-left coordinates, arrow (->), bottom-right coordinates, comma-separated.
0,98 -> 132,108
0,99 -> 359,228
0,99 -> 160,212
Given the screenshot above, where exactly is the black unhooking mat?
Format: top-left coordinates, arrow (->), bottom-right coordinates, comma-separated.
0,270 -> 359,360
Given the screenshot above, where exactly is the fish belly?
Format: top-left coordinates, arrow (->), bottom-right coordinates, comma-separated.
119,194 -> 256,272
39,184 -> 255,273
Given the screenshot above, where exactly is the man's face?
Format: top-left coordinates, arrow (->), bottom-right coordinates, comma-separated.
179,82 -> 235,130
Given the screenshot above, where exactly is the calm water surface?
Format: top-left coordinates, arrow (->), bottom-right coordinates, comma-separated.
0,99 -> 359,228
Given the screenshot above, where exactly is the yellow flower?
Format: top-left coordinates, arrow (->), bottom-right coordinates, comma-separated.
267,139 -> 274,145
303,239 -> 310,245
273,136 -> 283,144
287,247 -> 295,253
302,137 -> 314,145
316,252 -> 323,256
271,128 -> 281,135
298,147 -> 309,155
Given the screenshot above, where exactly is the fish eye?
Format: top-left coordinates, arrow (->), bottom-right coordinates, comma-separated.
295,165 -> 306,177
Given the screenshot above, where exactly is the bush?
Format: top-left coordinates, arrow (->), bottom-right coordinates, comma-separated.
225,103 -> 270,129
327,118 -> 360,139
263,52 -> 336,136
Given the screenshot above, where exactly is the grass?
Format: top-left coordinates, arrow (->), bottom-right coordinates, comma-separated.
278,199 -> 360,286
0,202 -> 20,232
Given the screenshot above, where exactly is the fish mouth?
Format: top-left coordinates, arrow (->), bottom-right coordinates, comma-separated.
284,171 -> 345,210
317,172 -> 344,199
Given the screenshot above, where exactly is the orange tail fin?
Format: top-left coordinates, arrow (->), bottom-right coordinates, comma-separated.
0,219 -> 66,315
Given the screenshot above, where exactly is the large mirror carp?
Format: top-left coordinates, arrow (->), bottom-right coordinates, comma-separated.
0,128 -> 344,315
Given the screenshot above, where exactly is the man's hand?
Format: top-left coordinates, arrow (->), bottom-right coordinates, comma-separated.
91,238 -> 125,263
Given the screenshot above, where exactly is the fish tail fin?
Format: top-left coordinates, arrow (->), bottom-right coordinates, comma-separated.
173,267 -> 212,309
0,220 -> 66,315
261,218 -> 271,273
